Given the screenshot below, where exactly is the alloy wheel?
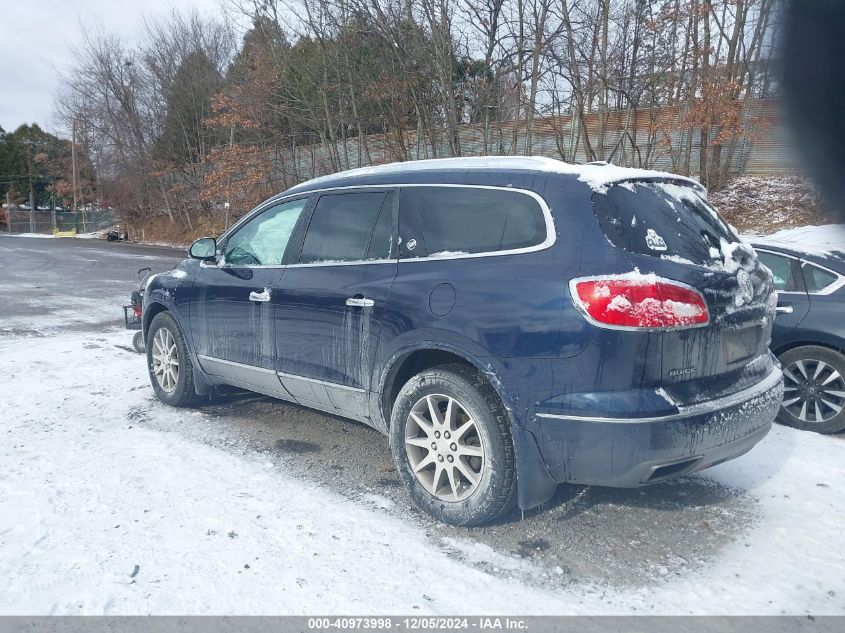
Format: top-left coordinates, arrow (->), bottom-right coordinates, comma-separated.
151,327 -> 179,393
404,394 -> 485,502
782,358 -> 845,424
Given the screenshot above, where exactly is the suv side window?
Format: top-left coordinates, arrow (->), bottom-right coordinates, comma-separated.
366,193 -> 395,260
298,191 -> 392,264
404,187 -> 546,257
802,263 -> 840,293
758,252 -> 800,292
224,198 -> 309,266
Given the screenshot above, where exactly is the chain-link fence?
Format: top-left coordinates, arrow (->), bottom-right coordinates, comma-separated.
4,209 -> 115,235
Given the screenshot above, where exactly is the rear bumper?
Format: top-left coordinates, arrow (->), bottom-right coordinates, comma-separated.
531,366 -> 783,487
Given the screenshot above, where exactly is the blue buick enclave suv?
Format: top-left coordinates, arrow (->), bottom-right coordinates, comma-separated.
143,157 -> 783,525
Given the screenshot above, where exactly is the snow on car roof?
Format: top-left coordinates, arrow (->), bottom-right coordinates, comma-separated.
751,224 -> 845,258
297,156 -> 703,194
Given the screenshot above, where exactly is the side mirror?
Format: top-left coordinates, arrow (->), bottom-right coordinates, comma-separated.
189,237 -> 217,261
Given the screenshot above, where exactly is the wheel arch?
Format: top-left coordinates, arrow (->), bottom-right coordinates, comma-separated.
376,343 -> 517,434
142,301 -> 170,337
772,339 -> 845,357
376,342 -> 559,512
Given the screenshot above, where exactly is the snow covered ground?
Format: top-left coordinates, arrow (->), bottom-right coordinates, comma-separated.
1,230 -> 844,615
710,175 -> 830,235
1,328 -> 844,615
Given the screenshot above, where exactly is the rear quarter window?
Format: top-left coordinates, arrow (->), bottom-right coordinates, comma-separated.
803,263 -> 840,293
592,181 -> 736,266
402,187 -> 547,257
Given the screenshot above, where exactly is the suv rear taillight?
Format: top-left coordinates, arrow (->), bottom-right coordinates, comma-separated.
570,275 -> 709,330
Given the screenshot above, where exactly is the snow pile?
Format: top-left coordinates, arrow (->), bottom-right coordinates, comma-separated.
75,225 -> 120,240
1,232 -> 55,239
663,299 -> 706,319
716,238 -> 756,274
710,175 -> 832,235
607,294 -> 637,312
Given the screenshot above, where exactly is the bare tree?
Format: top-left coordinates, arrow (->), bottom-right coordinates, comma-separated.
54,0 -> 781,237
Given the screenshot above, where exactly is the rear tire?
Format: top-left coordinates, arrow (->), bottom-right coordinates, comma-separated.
146,312 -> 200,407
389,363 -> 517,526
777,345 -> 845,434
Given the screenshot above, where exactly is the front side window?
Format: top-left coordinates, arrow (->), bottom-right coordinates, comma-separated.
405,187 -> 546,257
224,198 -> 308,266
803,263 -> 839,293
298,191 -> 392,264
757,252 -> 799,292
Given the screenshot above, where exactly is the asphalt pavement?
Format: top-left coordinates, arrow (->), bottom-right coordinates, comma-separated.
0,235 -> 758,588
0,235 -> 185,337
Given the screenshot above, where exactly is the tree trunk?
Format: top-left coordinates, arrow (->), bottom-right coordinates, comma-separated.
596,0 -> 609,160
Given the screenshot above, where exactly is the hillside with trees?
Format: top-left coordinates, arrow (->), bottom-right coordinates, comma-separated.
0,124 -> 95,220
53,0 -> 779,241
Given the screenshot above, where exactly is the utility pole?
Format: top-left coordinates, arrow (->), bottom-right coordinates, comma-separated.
26,143 -> 36,233
71,121 -> 79,214
225,123 -> 233,230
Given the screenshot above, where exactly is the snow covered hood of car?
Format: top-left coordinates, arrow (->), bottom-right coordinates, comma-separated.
297,156 -> 704,195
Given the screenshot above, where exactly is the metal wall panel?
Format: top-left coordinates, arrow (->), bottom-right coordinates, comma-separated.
283,98 -> 796,181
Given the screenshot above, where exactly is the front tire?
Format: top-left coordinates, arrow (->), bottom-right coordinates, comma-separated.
777,345 -> 845,434
389,363 -> 517,526
146,311 -> 200,407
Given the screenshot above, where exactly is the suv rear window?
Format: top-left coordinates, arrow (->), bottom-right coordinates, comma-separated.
592,181 -> 737,266
405,187 -> 546,257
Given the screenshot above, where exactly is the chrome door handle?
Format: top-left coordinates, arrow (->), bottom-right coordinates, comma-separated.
776,305 -> 794,314
346,297 -> 375,308
249,288 -> 271,303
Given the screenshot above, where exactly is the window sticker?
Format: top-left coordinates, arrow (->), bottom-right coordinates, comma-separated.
645,228 -> 668,252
